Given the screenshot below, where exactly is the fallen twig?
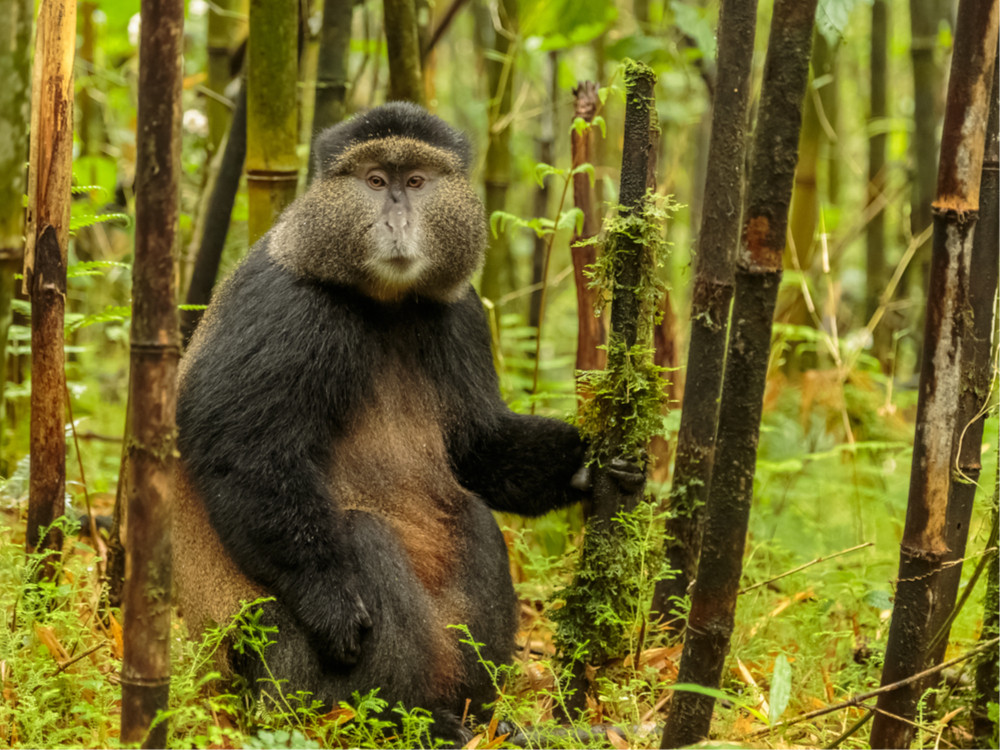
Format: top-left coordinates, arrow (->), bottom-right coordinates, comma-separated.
49,641 -> 109,677
740,542 -> 873,594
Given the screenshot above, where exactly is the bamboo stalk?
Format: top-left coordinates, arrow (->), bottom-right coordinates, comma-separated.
661,1 -> 818,744
651,0 -> 758,622
925,54 -> 999,672
569,81 -> 606,381
23,0 -> 75,574
973,480 -> 999,743
529,52 -> 556,331
309,0 -> 353,182
554,60 -> 658,713
247,0 -> 299,244
383,0 -> 424,104
181,82 -> 248,346
0,0 -> 32,468
866,0 -> 890,367
870,2 -> 999,745
206,0 -> 247,152
119,0 -> 184,743
907,0 -> 949,303
477,0 -> 516,303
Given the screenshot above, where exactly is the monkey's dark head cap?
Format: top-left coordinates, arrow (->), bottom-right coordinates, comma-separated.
313,102 -> 474,175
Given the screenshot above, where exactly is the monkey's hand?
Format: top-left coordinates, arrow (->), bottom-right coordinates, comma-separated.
295,581 -> 373,668
571,455 -> 647,495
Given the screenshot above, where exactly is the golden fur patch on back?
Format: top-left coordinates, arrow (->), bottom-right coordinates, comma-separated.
172,465 -> 262,665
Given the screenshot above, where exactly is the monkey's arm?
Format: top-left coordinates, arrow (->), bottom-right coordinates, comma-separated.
177,250 -> 372,666
439,291 -> 587,516
453,410 -> 589,516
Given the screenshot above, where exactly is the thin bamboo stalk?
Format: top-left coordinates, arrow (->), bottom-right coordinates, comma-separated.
0,0 -> 32,466
23,0 -> 75,573
569,81 -> 606,383
866,0 -> 890,366
661,1 -> 818,744
119,0 -> 184,744
925,54 -> 999,673
651,0 -> 758,622
870,1 -> 999,745
383,0 -> 423,104
247,0 -> 299,243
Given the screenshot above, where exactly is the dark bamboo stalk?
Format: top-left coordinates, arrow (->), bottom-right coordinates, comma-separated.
570,81 -> 606,381
925,53 -> 999,672
554,61 -> 658,713
207,0 -> 245,151
870,2 -> 998,746
973,479 -> 999,744
866,0 -> 890,366
180,82 -> 247,346
383,0 -> 424,104
907,0 -> 948,303
309,0 -> 353,181
478,0 -> 517,303
23,0 -> 75,574
660,1 -> 817,745
529,52 -> 556,329
421,0 -> 470,61
119,0 -> 184,743
0,0 -> 32,464
247,0 -> 299,243
651,0 -> 758,622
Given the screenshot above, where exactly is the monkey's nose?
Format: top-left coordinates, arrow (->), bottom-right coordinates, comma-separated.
386,207 -> 409,233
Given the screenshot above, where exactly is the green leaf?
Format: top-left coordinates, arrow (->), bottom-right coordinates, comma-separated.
556,208 -> 584,234
490,210 -> 521,238
533,162 -> 564,188
592,115 -> 607,139
67,260 -> 131,279
769,655 -> 792,722
670,0 -> 717,63
65,305 -> 131,333
667,683 -> 769,724
816,0 -> 873,45
72,155 -> 119,199
521,0 -> 618,51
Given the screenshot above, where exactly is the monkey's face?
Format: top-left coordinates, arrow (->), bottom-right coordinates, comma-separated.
271,137 -> 487,304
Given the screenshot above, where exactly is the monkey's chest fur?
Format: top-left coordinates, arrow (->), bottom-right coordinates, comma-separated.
329,364 -> 468,598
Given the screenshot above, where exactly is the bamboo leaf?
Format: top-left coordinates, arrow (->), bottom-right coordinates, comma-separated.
769,655 -> 792,722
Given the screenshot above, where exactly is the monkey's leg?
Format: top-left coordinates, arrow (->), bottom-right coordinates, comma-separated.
231,510 -> 473,741
449,497 -> 519,721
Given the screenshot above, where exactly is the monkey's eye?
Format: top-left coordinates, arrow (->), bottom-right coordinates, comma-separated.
406,174 -> 426,189
367,174 -> 387,189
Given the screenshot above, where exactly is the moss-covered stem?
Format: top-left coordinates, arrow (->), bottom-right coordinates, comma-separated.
661,1 -> 817,745
553,60 -> 659,712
